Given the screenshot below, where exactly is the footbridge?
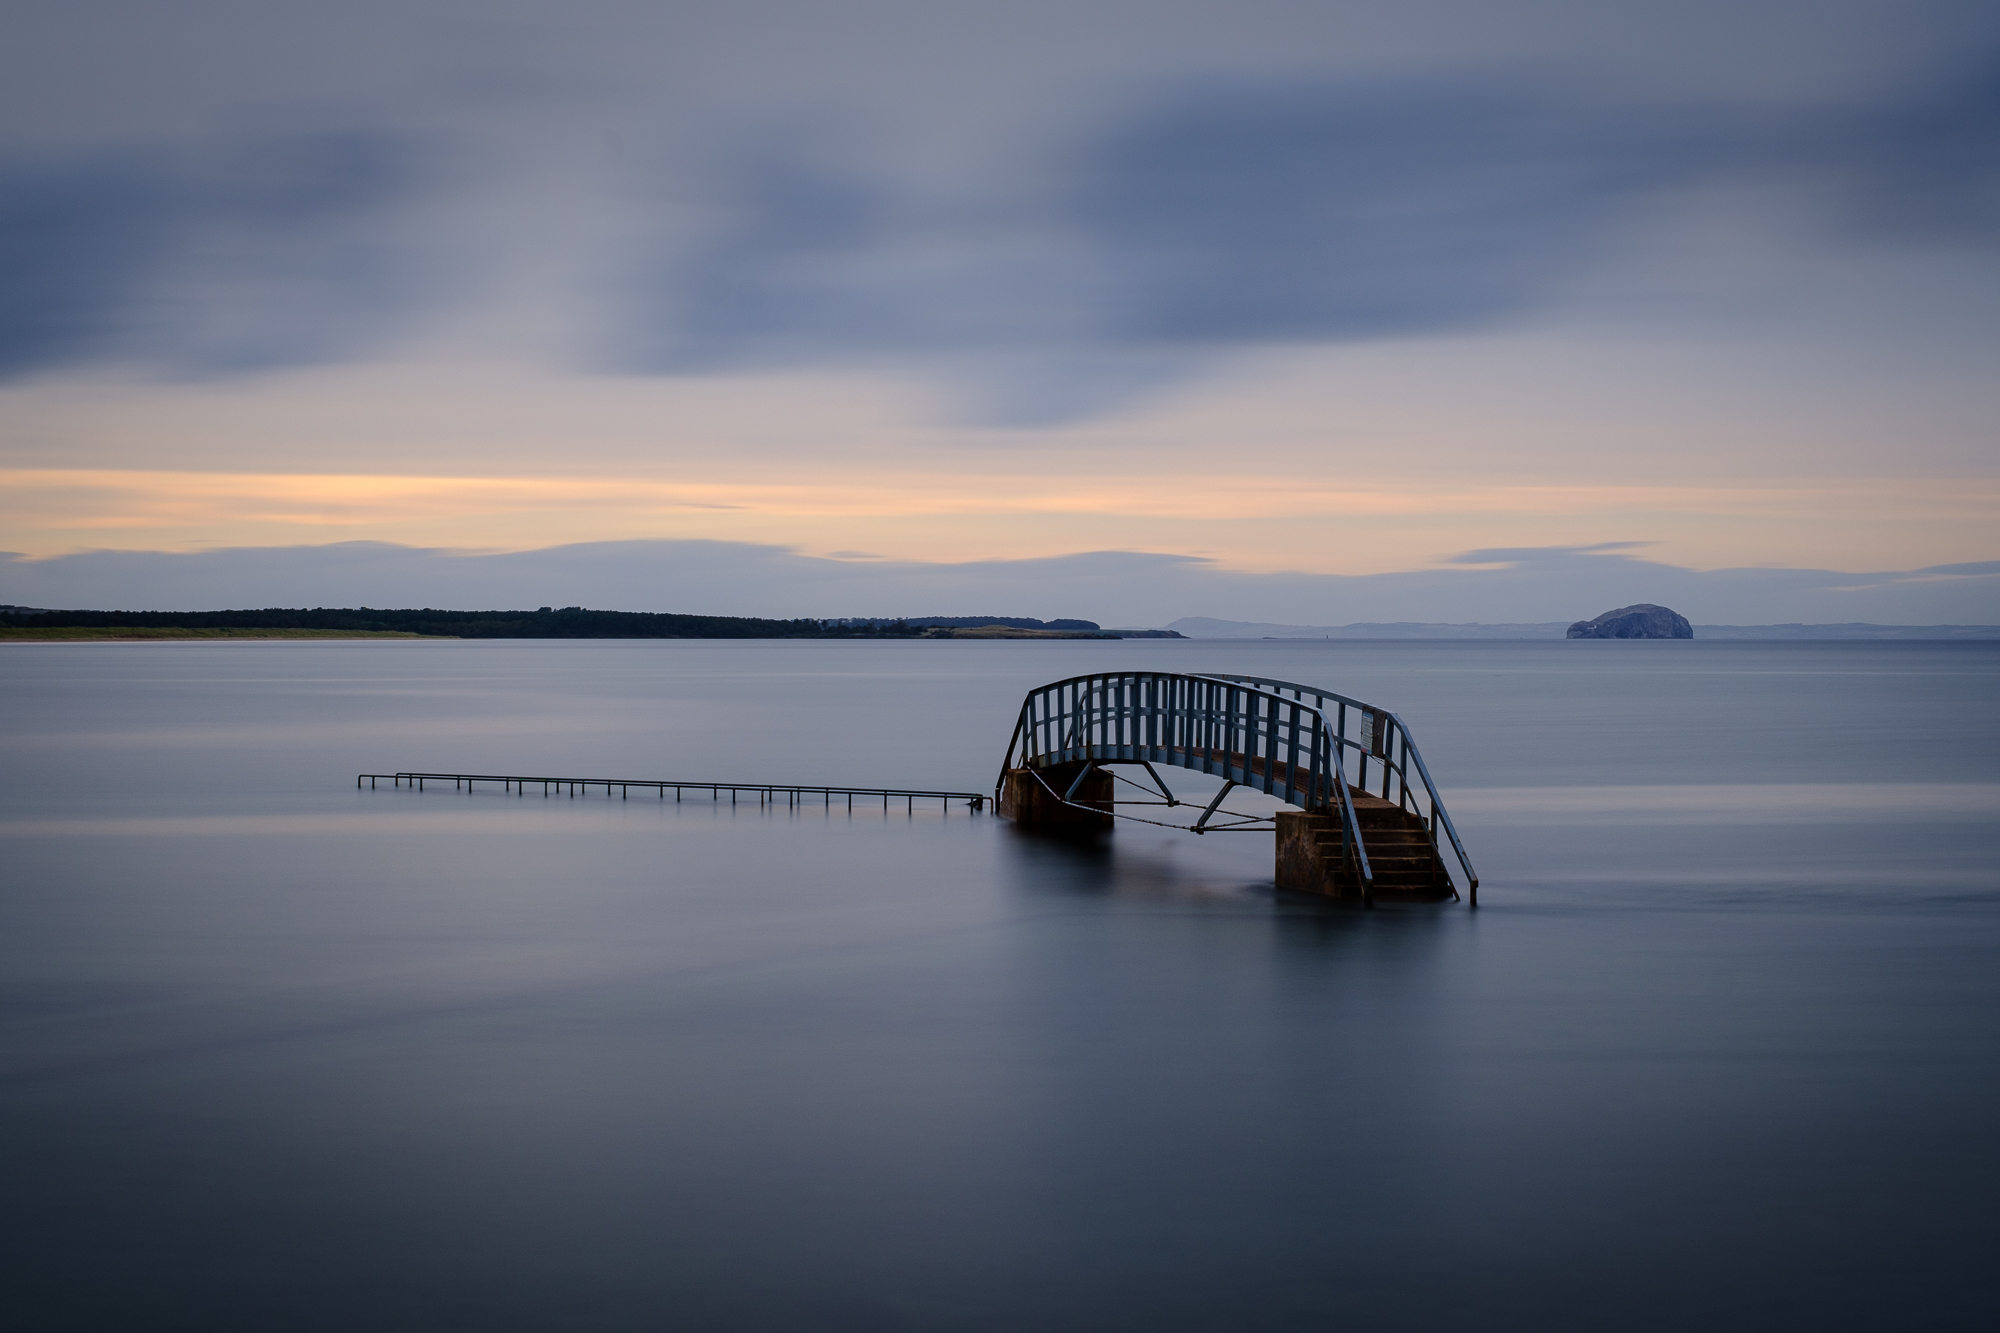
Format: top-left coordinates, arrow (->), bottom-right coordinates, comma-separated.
996,672 -> 1478,906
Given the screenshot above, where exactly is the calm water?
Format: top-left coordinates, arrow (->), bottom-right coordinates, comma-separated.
3,639 -> 1997,1331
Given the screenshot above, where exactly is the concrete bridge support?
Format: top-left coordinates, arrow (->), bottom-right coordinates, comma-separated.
1275,812 -> 1349,896
998,762 -> 1113,832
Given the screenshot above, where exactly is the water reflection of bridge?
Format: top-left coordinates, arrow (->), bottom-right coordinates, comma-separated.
996,672 -> 1477,907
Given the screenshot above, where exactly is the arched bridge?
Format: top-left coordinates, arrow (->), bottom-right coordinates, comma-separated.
996,672 -> 1478,906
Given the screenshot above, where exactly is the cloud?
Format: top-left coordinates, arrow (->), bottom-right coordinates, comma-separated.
0,131 -> 428,380
1447,542 -> 1655,566
2,43 -> 1993,412
622,54 -> 2000,420
1918,560 -> 2000,576
617,78 -> 1678,417
1069,80 -> 1682,346
610,141 -> 1186,423
1812,57 -> 2000,244
4,540 -> 1995,627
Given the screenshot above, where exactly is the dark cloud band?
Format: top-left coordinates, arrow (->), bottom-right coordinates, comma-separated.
0,133 -> 424,379
629,56 -> 2000,419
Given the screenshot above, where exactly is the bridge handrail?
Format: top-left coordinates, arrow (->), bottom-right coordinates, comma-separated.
995,670 -> 1376,896
1194,673 -> 1478,896
1380,717 -> 1478,898
998,670 -> 1336,803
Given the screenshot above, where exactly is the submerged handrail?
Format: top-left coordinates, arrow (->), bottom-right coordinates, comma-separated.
360,771 -> 985,811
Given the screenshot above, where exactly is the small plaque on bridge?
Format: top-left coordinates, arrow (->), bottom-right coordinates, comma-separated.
1362,709 -> 1388,758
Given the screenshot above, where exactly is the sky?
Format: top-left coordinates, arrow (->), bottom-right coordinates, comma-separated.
2,0 -> 1997,622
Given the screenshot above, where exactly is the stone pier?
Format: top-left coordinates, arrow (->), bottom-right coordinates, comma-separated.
997,762 -> 1113,832
1275,795 -> 1456,902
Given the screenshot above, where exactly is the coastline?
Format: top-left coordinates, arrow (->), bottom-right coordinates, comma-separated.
0,627 -> 446,641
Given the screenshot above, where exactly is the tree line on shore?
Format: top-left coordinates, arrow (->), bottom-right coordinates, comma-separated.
0,606 -> 931,639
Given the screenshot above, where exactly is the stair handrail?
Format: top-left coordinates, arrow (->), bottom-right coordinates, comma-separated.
1379,711 -> 1479,904
1314,717 -> 1374,900
1195,673 -> 1478,902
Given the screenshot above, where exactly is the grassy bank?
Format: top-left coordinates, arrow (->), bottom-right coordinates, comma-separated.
0,627 -> 447,641
934,625 -> 1115,639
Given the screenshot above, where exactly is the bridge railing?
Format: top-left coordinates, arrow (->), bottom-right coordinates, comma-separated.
996,671 -> 1377,894
1195,674 -> 1478,896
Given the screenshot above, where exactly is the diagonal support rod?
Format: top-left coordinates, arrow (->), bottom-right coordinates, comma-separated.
1191,780 -> 1236,834
1063,762 -> 1097,802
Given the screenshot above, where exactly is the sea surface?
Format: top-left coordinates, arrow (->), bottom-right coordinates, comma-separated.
3,639 -> 1997,1331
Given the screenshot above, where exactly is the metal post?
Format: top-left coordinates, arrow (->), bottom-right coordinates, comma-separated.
1285,702 -> 1301,806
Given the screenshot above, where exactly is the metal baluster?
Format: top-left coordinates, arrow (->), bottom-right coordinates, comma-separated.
1285,701 -> 1301,805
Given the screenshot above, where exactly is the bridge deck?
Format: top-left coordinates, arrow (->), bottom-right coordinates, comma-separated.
1028,744 -> 1327,798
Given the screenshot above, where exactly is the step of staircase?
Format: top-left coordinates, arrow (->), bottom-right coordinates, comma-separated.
1278,794 -> 1457,903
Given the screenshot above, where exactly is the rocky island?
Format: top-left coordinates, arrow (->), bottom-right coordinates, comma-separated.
1566,604 -> 1695,639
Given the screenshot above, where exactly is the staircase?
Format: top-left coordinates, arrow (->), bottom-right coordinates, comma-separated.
1275,790 -> 1457,903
